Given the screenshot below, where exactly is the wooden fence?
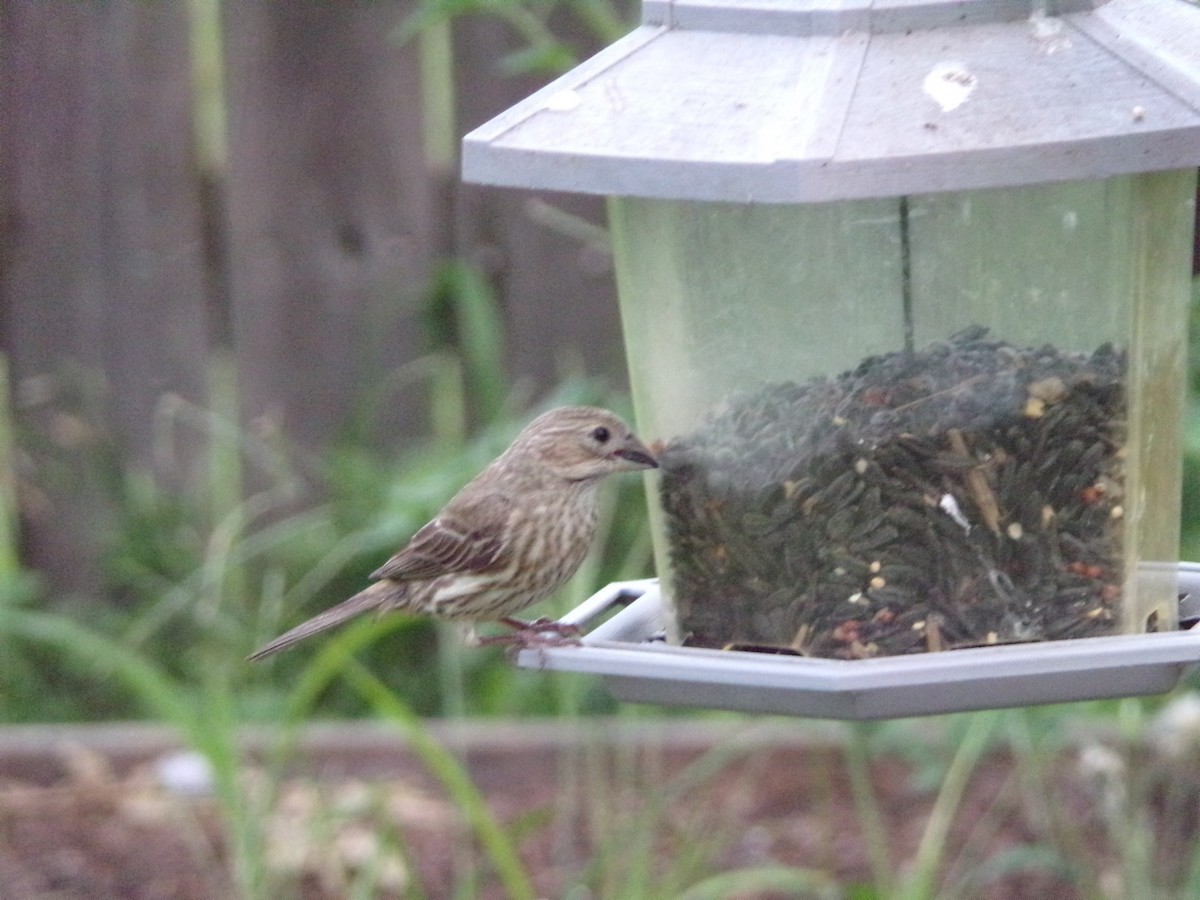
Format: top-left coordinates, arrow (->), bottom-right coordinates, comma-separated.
0,1 -> 628,595
2,4 -> 1198,598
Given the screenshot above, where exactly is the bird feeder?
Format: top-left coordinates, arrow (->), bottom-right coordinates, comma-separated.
462,0 -> 1200,716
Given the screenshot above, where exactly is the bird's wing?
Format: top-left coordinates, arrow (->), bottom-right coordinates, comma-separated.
369,492 -> 512,582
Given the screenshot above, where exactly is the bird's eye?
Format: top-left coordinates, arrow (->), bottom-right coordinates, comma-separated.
590,426 -> 611,443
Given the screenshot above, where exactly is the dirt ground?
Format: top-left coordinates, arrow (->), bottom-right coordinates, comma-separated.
0,719 -> 1183,899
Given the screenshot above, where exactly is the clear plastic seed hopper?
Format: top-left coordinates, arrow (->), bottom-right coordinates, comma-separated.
461,0 -> 1200,718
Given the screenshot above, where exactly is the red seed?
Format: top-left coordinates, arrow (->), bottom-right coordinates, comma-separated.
832,620 -> 863,642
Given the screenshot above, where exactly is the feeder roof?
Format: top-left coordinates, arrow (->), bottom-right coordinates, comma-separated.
461,0 -> 1200,202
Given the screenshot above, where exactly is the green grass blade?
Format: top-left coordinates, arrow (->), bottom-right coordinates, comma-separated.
0,355 -> 22,580
340,660 -> 538,900
6,608 -> 195,726
901,712 -> 1001,900
845,724 -> 895,897
8,608 -> 268,898
430,262 -> 509,424
676,865 -> 844,900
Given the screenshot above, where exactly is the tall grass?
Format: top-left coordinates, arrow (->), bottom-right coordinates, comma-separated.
396,0 -> 633,77
0,256 -> 649,725
0,356 -> 55,722
0,264 -> 660,896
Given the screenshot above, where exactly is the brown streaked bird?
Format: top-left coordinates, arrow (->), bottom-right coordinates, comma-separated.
248,406 -> 657,660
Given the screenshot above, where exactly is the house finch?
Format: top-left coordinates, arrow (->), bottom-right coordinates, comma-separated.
248,406 -> 657,660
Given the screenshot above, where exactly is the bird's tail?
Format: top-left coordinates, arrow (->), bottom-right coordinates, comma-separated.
247,581 -> 400,661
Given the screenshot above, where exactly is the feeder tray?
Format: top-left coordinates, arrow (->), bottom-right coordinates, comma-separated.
515,564 -> 1200,719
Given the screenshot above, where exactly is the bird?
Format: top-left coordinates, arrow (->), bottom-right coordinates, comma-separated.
248,406 -> 658,660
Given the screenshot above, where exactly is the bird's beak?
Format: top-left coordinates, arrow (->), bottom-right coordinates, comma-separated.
614,444 -> 659,469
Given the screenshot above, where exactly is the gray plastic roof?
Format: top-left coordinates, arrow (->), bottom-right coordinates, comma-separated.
461,0 -> 1200,202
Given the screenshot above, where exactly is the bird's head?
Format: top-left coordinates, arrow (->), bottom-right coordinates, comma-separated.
511,406 -> 659,482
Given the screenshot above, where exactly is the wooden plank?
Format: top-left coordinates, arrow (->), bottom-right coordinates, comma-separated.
0,2 -> 211,595
221,1 -> 436,454
451,16 -> 628,395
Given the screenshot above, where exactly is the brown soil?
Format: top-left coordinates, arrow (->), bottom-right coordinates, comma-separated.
0,719 -> 1189,899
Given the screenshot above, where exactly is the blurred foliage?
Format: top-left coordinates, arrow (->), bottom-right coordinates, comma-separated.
0,263 -> 652,724
396,0 -> 635,77
1182,277 -> 1200,556
0,0 -> 652,727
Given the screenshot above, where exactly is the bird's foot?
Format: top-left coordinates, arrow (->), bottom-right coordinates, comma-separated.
475,617 -> 582,649
499,616 -> 581,639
